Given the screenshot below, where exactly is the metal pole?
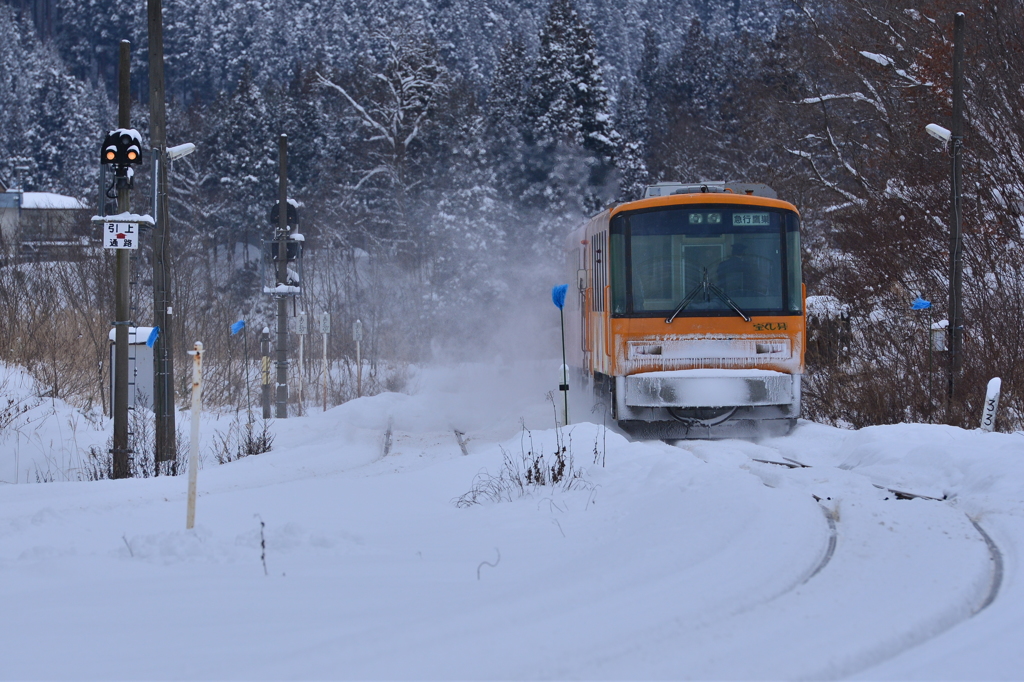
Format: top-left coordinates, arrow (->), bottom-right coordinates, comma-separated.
560,306 -> 569,425
149,0 -> 176,467
298,315 -> 304,416
261,327 -> 271,419
276,135 -> 289,418
948,11 -> 965,416
322,322 -> 328,411
243,324 -> 252,425
112,40 -> 132,480
185,341 -> 204,529
927,308 -> 933,423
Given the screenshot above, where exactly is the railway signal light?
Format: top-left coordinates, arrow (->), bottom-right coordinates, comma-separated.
100,129 -> 143,168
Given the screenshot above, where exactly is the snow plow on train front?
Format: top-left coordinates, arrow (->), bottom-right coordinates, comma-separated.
565,181 -> 805,439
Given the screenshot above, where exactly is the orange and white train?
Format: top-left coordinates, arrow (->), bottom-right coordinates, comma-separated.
565,181 -> 805,439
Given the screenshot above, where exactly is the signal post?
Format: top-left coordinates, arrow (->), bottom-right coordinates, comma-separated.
99,41 -> 148,478
263,135 -> 303,419
276,135 -> 289,418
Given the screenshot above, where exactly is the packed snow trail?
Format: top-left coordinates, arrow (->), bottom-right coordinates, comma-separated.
2,362 -> 1024,679
580,438 -> 996,680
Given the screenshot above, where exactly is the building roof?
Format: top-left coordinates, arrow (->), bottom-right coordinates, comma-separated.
20,192 -> 88,210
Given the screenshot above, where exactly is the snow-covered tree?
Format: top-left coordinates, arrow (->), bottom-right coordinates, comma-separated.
521,0 -> 619,238
0,4 -> 108,198
318,17 -> 449,263
615,25 -> 659,201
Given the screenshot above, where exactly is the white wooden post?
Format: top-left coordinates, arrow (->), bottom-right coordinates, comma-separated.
354,319 -> 363,398
296,311 -> 307,416
320,312 -> 330,411
980,377 -> 1001,432
186,341 -> 204,530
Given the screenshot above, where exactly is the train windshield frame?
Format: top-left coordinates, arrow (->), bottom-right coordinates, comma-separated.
609,205 -> 802,317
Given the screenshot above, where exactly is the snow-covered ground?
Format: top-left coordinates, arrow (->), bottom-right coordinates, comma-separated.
2,360 -> 1023,680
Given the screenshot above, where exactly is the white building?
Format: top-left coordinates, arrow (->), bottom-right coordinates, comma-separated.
0,177 -> 91,258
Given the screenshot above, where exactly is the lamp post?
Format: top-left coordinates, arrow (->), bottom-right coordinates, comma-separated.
925,12 -> 965,420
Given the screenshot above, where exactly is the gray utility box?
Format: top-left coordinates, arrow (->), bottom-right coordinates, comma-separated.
108,326 -> 155,413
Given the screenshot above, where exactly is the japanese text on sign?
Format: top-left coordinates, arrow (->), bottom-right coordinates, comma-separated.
103,221 -> 139,250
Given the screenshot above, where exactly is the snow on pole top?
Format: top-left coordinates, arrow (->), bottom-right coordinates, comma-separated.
107,128 -> 143,146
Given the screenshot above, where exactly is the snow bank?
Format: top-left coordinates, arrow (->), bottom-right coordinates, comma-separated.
1,360 -> 1023,679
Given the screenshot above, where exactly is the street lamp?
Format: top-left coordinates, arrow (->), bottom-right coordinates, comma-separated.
166,142 -> 196,161
925,124 -> 951,145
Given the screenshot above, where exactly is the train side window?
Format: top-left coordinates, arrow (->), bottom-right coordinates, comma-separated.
610,216 -> 627,314
786,215 -> 803,313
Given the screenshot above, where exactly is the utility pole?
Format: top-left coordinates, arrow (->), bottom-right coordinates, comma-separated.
276,135 -> 289,419
149,0 -> 175,468
948,12 -> 965,413
112,40 -> 132,479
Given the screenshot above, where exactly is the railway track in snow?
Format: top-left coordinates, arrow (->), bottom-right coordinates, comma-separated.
724,443 -> 1005,678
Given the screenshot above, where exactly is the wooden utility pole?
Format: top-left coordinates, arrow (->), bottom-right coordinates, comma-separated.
948,12 -> 965,410
112,41 -> 132,480
149,0 -> 176,467
276,135 -> 290,419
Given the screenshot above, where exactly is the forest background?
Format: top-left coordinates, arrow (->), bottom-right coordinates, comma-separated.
2,0 -> 1024,433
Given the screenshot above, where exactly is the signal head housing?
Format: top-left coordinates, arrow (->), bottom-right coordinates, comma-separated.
100,128 -> 144,167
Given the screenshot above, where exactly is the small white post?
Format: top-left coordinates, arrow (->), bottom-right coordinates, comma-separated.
354,319 -> 363,398
186,341 -> 204,530
297,311 -> 307,416
980,377 -> 1001,432
320,312 -> 330,411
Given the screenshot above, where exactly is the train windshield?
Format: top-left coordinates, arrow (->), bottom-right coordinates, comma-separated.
610,205 -> 802,316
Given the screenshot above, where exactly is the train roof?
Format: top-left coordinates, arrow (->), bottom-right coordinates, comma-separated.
611,182 -> 799,218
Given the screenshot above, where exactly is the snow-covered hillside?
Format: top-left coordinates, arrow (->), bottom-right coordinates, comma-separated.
1,361 -> 1022,679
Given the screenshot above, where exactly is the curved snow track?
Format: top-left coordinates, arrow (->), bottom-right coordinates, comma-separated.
589,441 -> 1007,680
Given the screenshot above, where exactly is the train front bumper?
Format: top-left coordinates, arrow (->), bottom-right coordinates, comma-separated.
613,369 -> 801,433
621,369 -> 796,409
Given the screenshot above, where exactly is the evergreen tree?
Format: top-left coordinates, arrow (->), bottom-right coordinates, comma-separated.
429,79 -> 509,345
318,17 -> 449,263
193,71 -> 277,255
615,25 -> 659,201
522,0 -> 619,236
0,4 -> 108,198
485,34 -> 531,207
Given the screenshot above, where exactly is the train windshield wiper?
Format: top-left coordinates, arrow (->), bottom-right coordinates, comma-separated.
665,268 -> 751,323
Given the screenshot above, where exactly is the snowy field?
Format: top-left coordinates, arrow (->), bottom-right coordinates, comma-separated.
2,360 -> 1023,680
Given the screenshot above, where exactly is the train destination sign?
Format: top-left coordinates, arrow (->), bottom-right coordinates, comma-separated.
732,212 -> 771,226
102,221 -> 139,249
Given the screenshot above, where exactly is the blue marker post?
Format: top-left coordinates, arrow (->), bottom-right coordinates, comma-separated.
231,319 -> 252,426
911,297 -> 933,422
552,284 -> 569,425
